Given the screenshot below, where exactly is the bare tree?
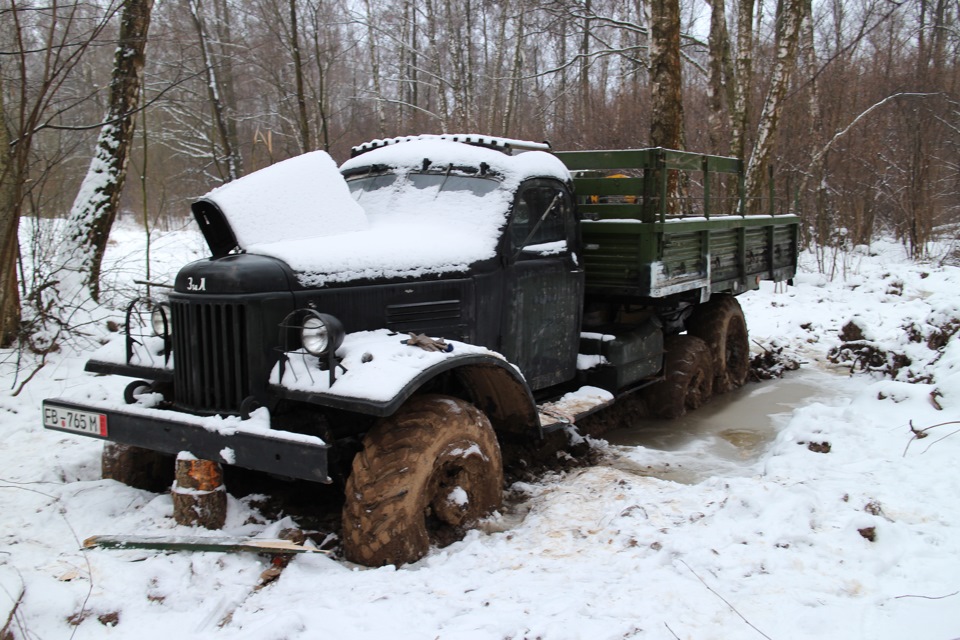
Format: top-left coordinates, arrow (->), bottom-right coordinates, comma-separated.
290,0 -> 312,151
649,0 -> 683,150
187,0 -> 242,181
0,0 -> 119,346
706,0 -> 734,154
0,79 -> 18,346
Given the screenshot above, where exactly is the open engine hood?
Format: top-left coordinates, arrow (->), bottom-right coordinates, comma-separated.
191,151 -> 367,259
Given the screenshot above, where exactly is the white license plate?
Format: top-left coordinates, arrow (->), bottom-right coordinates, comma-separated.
43,403 -> 108,437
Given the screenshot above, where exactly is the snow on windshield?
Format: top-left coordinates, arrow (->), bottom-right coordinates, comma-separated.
244,139 -> 571,287
201,150 -> 367,248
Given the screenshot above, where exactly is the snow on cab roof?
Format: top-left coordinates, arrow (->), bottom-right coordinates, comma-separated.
349,133 -> 551,157
340,136 -> 571,185
226,137 -> 570,287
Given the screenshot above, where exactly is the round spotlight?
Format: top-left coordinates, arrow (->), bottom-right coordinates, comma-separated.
151,303 -> 172,337
300,311 -> 344,357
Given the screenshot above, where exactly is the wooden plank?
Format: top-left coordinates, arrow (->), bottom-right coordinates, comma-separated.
83,535 -> 331,555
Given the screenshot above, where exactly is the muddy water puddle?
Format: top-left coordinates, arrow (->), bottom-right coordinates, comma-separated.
601,366 -> 848,484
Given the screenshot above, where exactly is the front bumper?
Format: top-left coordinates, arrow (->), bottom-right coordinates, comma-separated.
42,399 -> 330,483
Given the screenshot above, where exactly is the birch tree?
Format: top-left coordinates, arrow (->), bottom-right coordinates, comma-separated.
743,0 -> 806,212
730,0 -> 755,164
61,0 -> 155,303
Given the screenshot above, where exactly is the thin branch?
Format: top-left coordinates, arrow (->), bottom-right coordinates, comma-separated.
894,589 -> 959,601
679,560 -> 773,640
800,93 -> 942,199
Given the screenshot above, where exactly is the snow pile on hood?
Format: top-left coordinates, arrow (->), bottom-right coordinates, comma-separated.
242,140 -> 570,287
201,151 -> 367,248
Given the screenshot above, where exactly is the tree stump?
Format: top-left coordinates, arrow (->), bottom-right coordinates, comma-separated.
172,453 -> 226,529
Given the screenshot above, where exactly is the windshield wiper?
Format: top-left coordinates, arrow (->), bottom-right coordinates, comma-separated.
435,163 -> 454,198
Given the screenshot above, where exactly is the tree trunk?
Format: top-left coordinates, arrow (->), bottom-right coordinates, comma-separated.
213,0 -> 242,174
63,0 -> 155,302
501,9 -> 525,137
424,0 -> 449,131
363,0 -> 386,136
579,0 -> 592,130
649,0 -> 683,150
730,0 -> 755,164
799,0 -> 826,243
706,0 -> 733,155
487,5 -> 509,132
649,0 -> 684,215
311,14 -> 332,152
290,0 -> 312,152
743,0 -> 805,213
188,0 -> 242,182
0,80 -> 21,346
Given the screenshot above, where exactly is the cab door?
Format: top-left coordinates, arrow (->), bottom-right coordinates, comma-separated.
500,179 -> 584,390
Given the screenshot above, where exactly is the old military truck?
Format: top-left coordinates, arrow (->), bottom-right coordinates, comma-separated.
43,134 -> 799,567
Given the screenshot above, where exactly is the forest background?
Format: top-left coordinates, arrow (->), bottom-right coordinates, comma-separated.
0,0 -> 957,353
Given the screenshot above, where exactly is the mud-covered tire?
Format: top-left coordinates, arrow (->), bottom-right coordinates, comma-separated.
102,443 -> 175,492
687,294 -> 750,394
644,335 -> 714,419
342,395 -> 503,567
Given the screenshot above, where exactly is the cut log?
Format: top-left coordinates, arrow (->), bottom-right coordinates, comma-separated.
172,453 -> 226,529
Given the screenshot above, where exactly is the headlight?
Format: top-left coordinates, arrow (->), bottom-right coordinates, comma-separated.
151,303 -> 172,337
300,311 -> 344,357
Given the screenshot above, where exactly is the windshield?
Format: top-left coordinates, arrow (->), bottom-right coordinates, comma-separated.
347,172 -> 501,200
342,168 -> 515,233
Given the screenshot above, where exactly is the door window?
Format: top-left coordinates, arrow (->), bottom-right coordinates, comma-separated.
510,184 -> 571,251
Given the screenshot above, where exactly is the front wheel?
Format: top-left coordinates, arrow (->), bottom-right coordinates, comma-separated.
342,395 -> 503,567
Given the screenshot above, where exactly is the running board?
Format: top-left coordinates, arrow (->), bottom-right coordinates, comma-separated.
537,386 -> 615,432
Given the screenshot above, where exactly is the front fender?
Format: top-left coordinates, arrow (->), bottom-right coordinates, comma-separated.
269,330 -> 542,435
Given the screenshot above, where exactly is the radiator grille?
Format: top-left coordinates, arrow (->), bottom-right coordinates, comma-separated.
171,300 -> 249,414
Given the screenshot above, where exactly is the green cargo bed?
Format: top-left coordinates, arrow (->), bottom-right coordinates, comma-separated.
555,147 -> 800,300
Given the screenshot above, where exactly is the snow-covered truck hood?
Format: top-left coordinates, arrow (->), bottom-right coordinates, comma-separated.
192,140 -> 571,288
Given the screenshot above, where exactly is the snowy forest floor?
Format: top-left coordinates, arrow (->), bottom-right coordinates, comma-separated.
2,220 -> 959,640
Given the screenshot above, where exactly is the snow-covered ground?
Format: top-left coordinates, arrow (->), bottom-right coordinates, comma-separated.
2,222 -> 959,639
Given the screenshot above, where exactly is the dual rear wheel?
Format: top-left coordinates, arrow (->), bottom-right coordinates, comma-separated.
645,294 -> 750,419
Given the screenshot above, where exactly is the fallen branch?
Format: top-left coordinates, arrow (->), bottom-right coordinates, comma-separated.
902,421 -> 960,457
11,357 -> 47,397
1,580 -> 25,640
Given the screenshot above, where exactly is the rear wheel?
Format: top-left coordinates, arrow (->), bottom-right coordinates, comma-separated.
687,294 -> 750,393
342,395 -> 503,567
645,335 -> 714,419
